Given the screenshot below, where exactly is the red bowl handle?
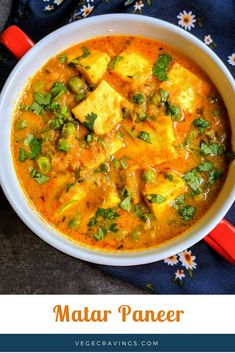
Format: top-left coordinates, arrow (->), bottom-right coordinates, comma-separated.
0,25 -> 34,59
204,219 -> 235,265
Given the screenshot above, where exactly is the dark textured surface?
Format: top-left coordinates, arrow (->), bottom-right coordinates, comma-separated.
0,207 -> 147,294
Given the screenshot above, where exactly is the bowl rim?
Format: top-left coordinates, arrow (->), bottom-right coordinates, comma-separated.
0,13 -> 234,266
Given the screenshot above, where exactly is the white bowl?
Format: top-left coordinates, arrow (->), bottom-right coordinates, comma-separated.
0,14 -> 234,266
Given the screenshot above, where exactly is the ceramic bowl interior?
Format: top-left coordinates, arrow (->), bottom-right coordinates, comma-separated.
0,14 -> 234,265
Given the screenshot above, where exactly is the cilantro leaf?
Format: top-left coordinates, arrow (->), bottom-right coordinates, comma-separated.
58,54 -> 67,64
146,194 -> 166,204
95,208 -> 119,220
19,148 -> 27,162
178,204 -> 196,221
29,167 -> 49,184
84,112 -> 97,131
200,141 -> 224,156
132,93 -> 145,104
120,196 -> 132,212
108,56 -> 123,70
51,82 -> 66,98
137,131 -> 152,144
183,169 -> 203,193
134,204 -> 155,222
193,118 -> 209,133
152,53 -> 172,81
27,137 -> 42,160
33,92 -> 51,106
197,161 -> 214,172
166,103 -> 181,120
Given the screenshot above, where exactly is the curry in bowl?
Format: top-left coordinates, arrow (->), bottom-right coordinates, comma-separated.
12,35 -> 232,251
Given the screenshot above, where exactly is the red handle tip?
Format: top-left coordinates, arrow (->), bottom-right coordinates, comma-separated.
0,25 -> 34,59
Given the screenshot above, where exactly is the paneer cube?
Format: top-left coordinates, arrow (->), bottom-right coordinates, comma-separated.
160,63 -> 210,114
102,185 -> 121,208
111,49 -> 152,85
72,80 -> 133,135
57,183 -> 87,215
103,133 -> 125,157
143,172 -> 187,218
122,115 -> 177,168
70,50 -> 111,86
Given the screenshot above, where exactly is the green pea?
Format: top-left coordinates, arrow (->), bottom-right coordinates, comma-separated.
58,138 -> 69,152
62,122 -> 76,138
75,91 -> 86,103
141,169 -> 156,183
68,76 -> 87,94
36,156 -> 51,174
68,214 -> 81,229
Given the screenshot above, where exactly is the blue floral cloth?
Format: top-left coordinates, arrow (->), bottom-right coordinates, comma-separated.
0,0 -> 234,293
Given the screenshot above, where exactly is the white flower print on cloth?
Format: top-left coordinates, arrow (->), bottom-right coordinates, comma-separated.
174,269 -> 185,281
177,10 -> 196,31
81,4 -> 94,18
134,1 -> 144,12
228,53 -> 235,66
204,35 -> 213,46
44,5 -> 54,11
164,255 -> 179,266
53,0 -> 64,5
178,250 -> 197,270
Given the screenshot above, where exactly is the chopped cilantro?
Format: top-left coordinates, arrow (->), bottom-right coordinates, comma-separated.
71,46 -> 91,65
146,194 -> 166,204
165,173 -> 173,181
95,208 -> 119,220
208,169 -> 223,185
84,112 -> 97,131
100,163 -> 109,173
120,158 -> 128,169
120,196 -> 132,212
172,195 -> 196,221
178,204 -> 196,221
93,227 -> 106,241
137,131 -> 152,144
132,93 -> 145,104
23,133 -> 34,146
152,53 -> 172,81
193,118 -> 210,133
200,141 -> 224,156
159,88 -> 169,103
197,161 -> 214,172
108,56 -> 123,70
27,137 -> 42,160
166,103 -> 181,120
15,120 -> 27,130
183,169 -> 203,193
34,92 -> 51,106
29,166 -> 49,184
